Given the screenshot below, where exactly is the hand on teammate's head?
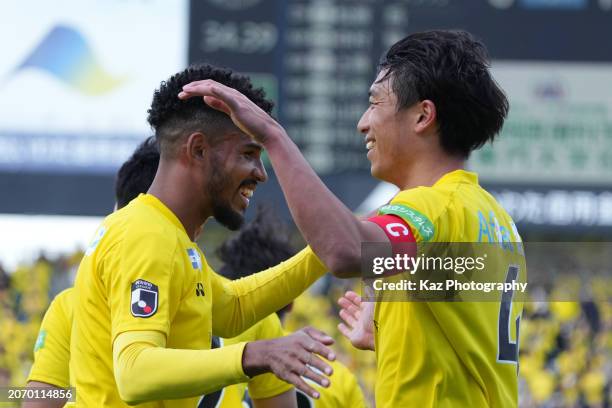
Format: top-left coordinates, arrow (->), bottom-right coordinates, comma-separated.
179,79 -> 285,146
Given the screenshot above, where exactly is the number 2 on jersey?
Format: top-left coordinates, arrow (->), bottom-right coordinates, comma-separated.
497,265 -> 520,373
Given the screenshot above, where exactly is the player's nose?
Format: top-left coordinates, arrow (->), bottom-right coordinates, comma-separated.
357,109 -> 370,134
253,159 -> 268,183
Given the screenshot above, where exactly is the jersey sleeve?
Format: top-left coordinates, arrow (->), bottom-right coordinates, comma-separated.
27,288 -> 73,388
113,331 -> 249,403
377,189 -> 440,242
367,214 -> 416,243
210,246 -> 326,338
245,314 -> 293,399
366,214 -> 417,267
105,229 -> 184,342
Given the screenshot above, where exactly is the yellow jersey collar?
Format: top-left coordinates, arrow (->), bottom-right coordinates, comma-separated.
433,169 -> 479,187
137,194 -> 188,235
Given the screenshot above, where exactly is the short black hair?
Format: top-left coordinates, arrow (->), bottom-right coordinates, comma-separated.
217,206 -> 295,280
217,206 -> 296,319
147,64 -> 274,156
379,30 -> 509,158
114,136 -> 159,209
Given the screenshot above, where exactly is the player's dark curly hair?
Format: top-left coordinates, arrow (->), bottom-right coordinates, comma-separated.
217,205 -> 295,281
379,30 -> 509,158
147,64 -> 274,156
114,136 -> 159,209
218,206 -> 296,319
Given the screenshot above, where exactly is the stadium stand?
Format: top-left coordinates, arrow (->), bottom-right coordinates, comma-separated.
0,248 -> 609,407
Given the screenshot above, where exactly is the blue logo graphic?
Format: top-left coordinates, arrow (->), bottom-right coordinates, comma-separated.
187,248 -> 202,270
13,25 -> 125,95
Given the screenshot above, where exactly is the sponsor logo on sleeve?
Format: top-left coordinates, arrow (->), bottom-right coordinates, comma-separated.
187,248 -> 202,270
34,330 -> 47,352
378,204 -> 435,241
85,226 -> 106,256
131,280 -> 158,318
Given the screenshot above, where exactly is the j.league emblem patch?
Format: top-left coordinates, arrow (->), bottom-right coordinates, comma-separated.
131,279 -> 159,318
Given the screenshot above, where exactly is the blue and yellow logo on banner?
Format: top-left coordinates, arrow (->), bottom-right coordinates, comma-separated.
15,25 -> 125,95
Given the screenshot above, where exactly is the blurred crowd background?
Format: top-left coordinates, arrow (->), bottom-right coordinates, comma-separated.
1,1 -> 611,407
0,236 -> 610,407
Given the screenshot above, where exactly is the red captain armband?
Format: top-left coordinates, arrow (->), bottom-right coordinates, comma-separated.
367,214 -> 416,243
366,215 -> 417,276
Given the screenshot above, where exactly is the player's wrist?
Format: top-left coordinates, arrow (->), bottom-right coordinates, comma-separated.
364,336 -> 375,351
241,341 -> 270,377
260,127 -> 288,151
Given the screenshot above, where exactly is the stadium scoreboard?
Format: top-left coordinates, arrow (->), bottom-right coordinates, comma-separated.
189,0 -> 612,180
0,0 -> 610,225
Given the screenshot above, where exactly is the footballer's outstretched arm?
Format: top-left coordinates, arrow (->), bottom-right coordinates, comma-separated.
179,82 -> 389,278
112,328 -> 333,404
105,231 -> 333,404
23,381 -> 67,408
211,247 -> 328,337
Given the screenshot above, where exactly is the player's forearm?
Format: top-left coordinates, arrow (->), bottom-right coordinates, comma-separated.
113,331 -> 248,405
23,381 -> 67,408
212,247 -> 326,337
264,132 -> 378,277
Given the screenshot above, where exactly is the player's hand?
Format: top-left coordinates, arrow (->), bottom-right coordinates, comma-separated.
337,290 -> 376,351
242,327 -> 335,399
178,79 -> 285,145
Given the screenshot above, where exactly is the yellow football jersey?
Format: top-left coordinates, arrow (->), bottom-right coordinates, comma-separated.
203,313 -> 293,407
373,170 -> 525,407
295,358 -> 368,408
28,287 -> 291,407
28,288 -> 73,389
71,194 -> 326,407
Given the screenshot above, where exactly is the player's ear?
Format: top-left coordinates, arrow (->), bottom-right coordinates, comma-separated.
185,132 -> 208,162
415,100 -> 437,133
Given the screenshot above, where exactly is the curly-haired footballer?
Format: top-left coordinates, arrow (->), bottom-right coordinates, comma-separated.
26,137 -> 305,408
70,64 -> 336,407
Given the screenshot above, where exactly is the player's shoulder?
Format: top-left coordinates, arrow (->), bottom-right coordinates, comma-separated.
381,170 -> 486,240
106,195 -> 181,250
380,188 -> 443,242
392,170 -> 478,206
387,186 -> 445,216
53,287 -> 75,317
112,195 -> 173,232
54,287 -> 74,303
475,186 -> 513,220
46,287 -> 73,313
42,288 -> 74,331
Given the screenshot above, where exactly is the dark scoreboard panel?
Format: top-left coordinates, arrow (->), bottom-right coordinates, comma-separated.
185,0 -> 612,235
381,0 -> 611,62
3,1 -> 610,218
189,0 -> 378,174
188,0 -> 612,175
